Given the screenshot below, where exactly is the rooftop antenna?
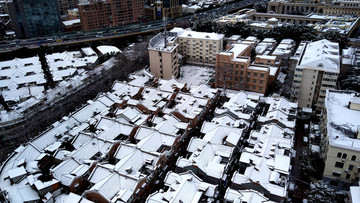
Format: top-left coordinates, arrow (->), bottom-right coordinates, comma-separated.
163,16 -> 168,48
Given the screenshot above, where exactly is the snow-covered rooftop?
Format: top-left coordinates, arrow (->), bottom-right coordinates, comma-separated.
298,39 -> 340,72
325,90 -> 360,150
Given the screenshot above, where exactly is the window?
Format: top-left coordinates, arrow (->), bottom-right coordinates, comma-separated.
342,153 -> 347,159
348,165 -> 354,171
346,174 -> 351,179
351,155 -> 356,161
335,162 -> 344,168
332,171 -> 341,177
337,152 -> 342,158
259,87 -> 263,91
252,85 -> 256,89
260,73 -> 264,77
253,79 -> 257,83
254,73 -> 257,77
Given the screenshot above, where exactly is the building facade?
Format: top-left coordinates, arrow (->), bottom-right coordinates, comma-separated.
78,0 -> 146,30
268,0 -> 360,16
291,39 -> 339,111
8,0 -> 63,38
215,43 -> 270,94
148,32 -> 180,79
170,28 -> 224,66
145,0 -> 183,20
321,90 -> 360,190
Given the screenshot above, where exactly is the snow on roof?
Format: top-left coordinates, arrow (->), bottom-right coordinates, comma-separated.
158,78 -> 186,92
349,185 -> 360,203
232,122 -> 294,199
298,39 -> 340,72
51,158 -> 84,186
147,171 -> 216,202
177,137 -> 233,179
170,92 -> 209,119
71,137 -> 113,162
87,172 -> 139,202
18,185 -> 41,202
325,90 -> 360,150
113,144 -> 160,177
200,122 -> 244,146
224,188 -> 272,203
63,19 -> 80,26
115,107 -> 148,126
128,75 -> 150,87
175,28 -> 224,41
152,114 -> 188,136
220,43 -> 250,59
81,47 -> 97,56
97,45 -> 121,55
258,109 -> 296,129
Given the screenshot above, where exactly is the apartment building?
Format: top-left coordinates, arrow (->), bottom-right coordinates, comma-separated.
170,27 -> 224,65
291,39 -> 340,111
78,0 -> 146,30
321,90 -> 360,190
145,0 -> 182,20
215,43 -> 270,94
148,32 -> 179,79
268,0 -> 360,16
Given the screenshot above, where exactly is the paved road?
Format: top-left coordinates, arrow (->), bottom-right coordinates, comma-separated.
290,119 -> 310,202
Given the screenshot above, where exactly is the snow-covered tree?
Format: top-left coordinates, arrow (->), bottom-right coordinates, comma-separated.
306,181 -> 337,203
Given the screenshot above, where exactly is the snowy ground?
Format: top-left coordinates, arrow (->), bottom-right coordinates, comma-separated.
178,65 -> 215,86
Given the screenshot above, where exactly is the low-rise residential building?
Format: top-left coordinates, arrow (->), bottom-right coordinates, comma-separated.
231,122 -> 295,202
176,120 -> 245,184
224,188 -> 276,203
321,90 -> 360,190
170,27 -> 224,66
146,171 -> 217,202
0,56 -> 46,107
291,39 -> 340,111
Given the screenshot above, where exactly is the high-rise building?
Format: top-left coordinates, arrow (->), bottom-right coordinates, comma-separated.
8,0 -> 63,38
145,0 -> 182,20
78,0 -> 146,31
148,32 -> 179,79
291,39 -> 340,111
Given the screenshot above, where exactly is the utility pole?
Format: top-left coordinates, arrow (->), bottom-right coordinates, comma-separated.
163,16 -> 167,48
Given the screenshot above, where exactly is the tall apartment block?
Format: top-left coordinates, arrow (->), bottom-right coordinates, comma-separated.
148,32 -> 179,79
145,0 -> 182,20
78,0 -> 146,31
170,27 -> 224,65
291,39 -> 340,111
215,43 -> 270,94
8,0 -> 63,38
321,90 -> 360,190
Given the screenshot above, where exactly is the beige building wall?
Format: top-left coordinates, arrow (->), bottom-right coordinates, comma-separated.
178,36 -> 223,65
149,45 -> 179,79
293,68 -> 338,110
322,138 -> 360,186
